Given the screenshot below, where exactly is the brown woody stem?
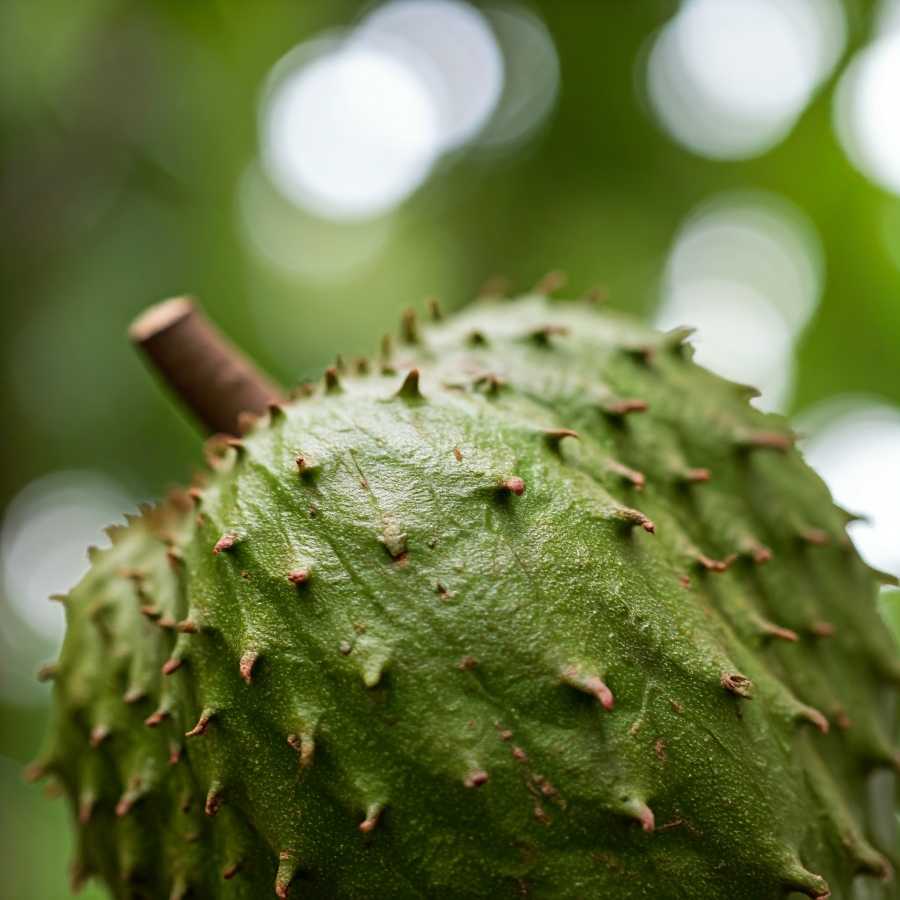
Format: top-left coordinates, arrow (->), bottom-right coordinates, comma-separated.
130,297 -> 284,435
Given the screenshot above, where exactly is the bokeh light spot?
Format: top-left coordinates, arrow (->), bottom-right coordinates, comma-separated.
835,30 -> 900,197
261,38 -> 442,221
800,398 -> 900,577
1,471 -> 134,644
354,0 -> 504,151
646,0 -> 845,159
477,4 -> 559,149
237,163 -> 393,283
656,192 -> 824,411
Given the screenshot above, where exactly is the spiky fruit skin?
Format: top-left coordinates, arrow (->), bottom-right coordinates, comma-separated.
34,296 -> 898,899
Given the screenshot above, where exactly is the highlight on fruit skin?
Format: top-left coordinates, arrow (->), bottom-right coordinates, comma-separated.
29,288 -> 898,898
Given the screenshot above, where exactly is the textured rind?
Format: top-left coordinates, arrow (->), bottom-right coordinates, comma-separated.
33,295 -> 899,899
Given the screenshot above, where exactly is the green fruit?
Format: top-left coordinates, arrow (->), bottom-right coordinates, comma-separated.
31,293 -> 899,899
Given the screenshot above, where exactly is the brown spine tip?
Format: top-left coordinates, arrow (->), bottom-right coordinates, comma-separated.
401,308 -> 419,343
781,866 -> 831,898
798,705 -> 830,735
239,650 -> 260,685
287,733 -> 315,769
498,476 -> 526,496
78,795 -> 95,825
453,447 -> 463,462
543,428 -> 579,449
396,368 -> 423,400
800,528 -> 830,546
751,544 -> 772,564
289,381 -> 315,400
607,459 -> 646,490
474,372 -> 505,394
623,344 -> 655,365
603,398 -> 648,417
223,863 -> 241,880
359,803 -> 384,833
833,708 -> 852,731
36,663 -> 58,683
23,761 -> 49,783
122,686 -> 146,704
324,366 -> 342,394
145,708 -> 169,728
185,708 -> 214,738
622,798 -> 656,832
534,270 -> 567,295
464,769 -> 489,788
89,724 -> 110,748
162,657 -> 184,676
811,621 -> 836,638
295,454 -> 316,475
115,789 -> 139,818
635,803 -> 656,833
204,433 -> 240,469
129,298 -> 284,436
720,672 -> 753,698
426,296 -> 443,321
275,850 -> 299,899
236,411 -> 260,435
528,324 -> 569,345
613,506 -> 655,533
287,568 -> 311,586
738,429 -> 795,452
205,785 -> 223,817
176,619 -> 198,634
696,552 -> 734,573
561,665 -> 615,711
759,620 -> 799,643
682,467 -> 711,484
213,532 -> 239,555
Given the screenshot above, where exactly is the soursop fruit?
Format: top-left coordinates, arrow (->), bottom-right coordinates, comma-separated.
30,291 -> 900,899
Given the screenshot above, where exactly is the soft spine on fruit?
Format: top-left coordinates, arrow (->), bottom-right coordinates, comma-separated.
29,283 -> 900,899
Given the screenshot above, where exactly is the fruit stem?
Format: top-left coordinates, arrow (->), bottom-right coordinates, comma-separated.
130,297 -> 283,435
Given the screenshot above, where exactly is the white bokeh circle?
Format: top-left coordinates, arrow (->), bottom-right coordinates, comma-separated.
800,398 -> 900,577
647,0 -> 846,159
261,39 -> 442,221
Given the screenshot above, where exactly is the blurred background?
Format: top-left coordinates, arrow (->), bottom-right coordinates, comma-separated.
2,0 -> 900,895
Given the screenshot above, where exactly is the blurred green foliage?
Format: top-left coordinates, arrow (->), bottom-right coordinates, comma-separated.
1,1 -> 898,897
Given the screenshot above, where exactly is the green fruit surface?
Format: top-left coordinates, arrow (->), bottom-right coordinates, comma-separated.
34,295 -> 900,899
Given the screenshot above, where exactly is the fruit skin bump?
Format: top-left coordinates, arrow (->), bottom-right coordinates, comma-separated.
31,290 -> 899,898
